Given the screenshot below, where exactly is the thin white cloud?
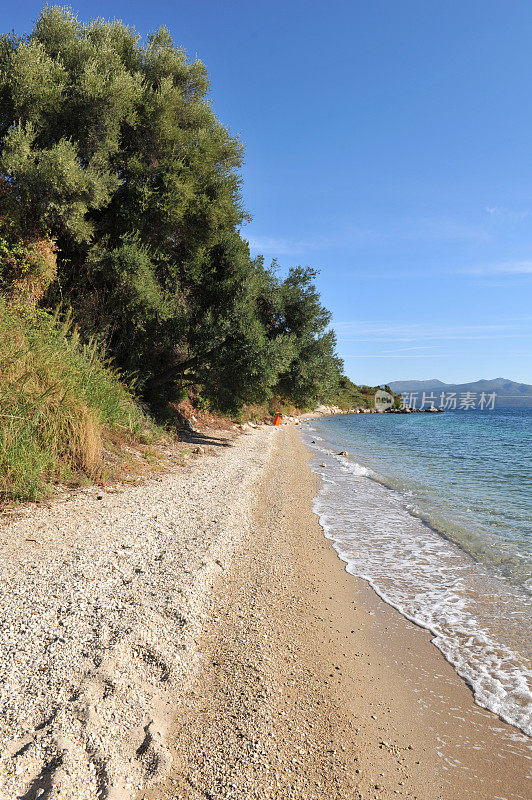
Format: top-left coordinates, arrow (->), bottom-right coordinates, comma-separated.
334,319 -> 532,343
246,236 -> 314,255
246,225 -> 378,256
486,206 -> 532,221
343,354 -> 452,359
246,213 -> 490,259
338,260 -> 532,281
461,261 -> 532,275
380,345 -> 442,353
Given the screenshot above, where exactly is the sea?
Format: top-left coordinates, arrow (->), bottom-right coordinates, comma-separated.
300,407 -> 531,737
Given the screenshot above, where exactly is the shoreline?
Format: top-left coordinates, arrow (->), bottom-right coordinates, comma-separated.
149,425 -> 530,800
302,409 -> 532,739
0,423 -> 529,798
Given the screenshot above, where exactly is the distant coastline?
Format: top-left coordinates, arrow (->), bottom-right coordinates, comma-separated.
388,377 -> 532,408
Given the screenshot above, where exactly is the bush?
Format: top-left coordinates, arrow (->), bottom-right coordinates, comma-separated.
0,300 -> 151,500
0,8 -> 345,412
0,213 -> 57,308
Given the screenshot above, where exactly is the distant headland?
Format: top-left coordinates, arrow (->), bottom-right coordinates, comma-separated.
388,378 -> 532,408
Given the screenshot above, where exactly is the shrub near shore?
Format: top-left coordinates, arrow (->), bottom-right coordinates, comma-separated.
0,6 -> 377,501
0,301 -> 152,501
0,6 -> 344,414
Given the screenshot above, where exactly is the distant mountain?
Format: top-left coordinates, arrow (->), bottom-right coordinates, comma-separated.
387,378 -> 532,408
387,379 -> 447,392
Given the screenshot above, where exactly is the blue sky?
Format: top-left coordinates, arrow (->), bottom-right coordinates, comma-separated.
3,1 -> 532,385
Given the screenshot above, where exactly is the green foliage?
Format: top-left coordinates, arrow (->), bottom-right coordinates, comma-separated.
0,299 -> 152,500
0,7 -> 346,412
330,376 -> 375,410
270,267 -> 343,408
0,216 -> 57,306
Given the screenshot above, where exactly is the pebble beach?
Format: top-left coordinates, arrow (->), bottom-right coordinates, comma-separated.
0,423 -> 530,799
0,427 -> 274,799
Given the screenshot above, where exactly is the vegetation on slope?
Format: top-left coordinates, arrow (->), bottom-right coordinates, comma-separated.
0,6 -> 378,500
0,6 -> 344,413
332,377 -> 379,410
0,299 -> 151,500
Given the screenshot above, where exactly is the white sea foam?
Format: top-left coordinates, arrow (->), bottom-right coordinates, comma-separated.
302,430 -> 532,737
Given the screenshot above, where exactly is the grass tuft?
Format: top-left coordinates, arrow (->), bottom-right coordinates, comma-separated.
0,300 -> 156,501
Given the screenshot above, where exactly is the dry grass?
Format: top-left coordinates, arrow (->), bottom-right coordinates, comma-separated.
0,301 -> 157,501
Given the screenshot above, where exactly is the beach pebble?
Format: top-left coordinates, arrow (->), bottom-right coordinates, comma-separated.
0,427 -> 275,798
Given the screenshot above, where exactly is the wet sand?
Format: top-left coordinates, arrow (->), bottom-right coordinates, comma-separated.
145,425 -> 531,800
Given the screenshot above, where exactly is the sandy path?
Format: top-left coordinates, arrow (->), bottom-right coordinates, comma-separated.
0,427 -> 274,800
146,425 -> 530,800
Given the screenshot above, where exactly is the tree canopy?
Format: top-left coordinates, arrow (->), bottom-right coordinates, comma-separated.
0,6 -> 344,411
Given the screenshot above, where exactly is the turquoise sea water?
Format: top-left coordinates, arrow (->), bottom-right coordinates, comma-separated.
301,409 -> 531,736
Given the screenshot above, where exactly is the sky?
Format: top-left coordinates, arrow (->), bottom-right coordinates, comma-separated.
2,1 -> 532,386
